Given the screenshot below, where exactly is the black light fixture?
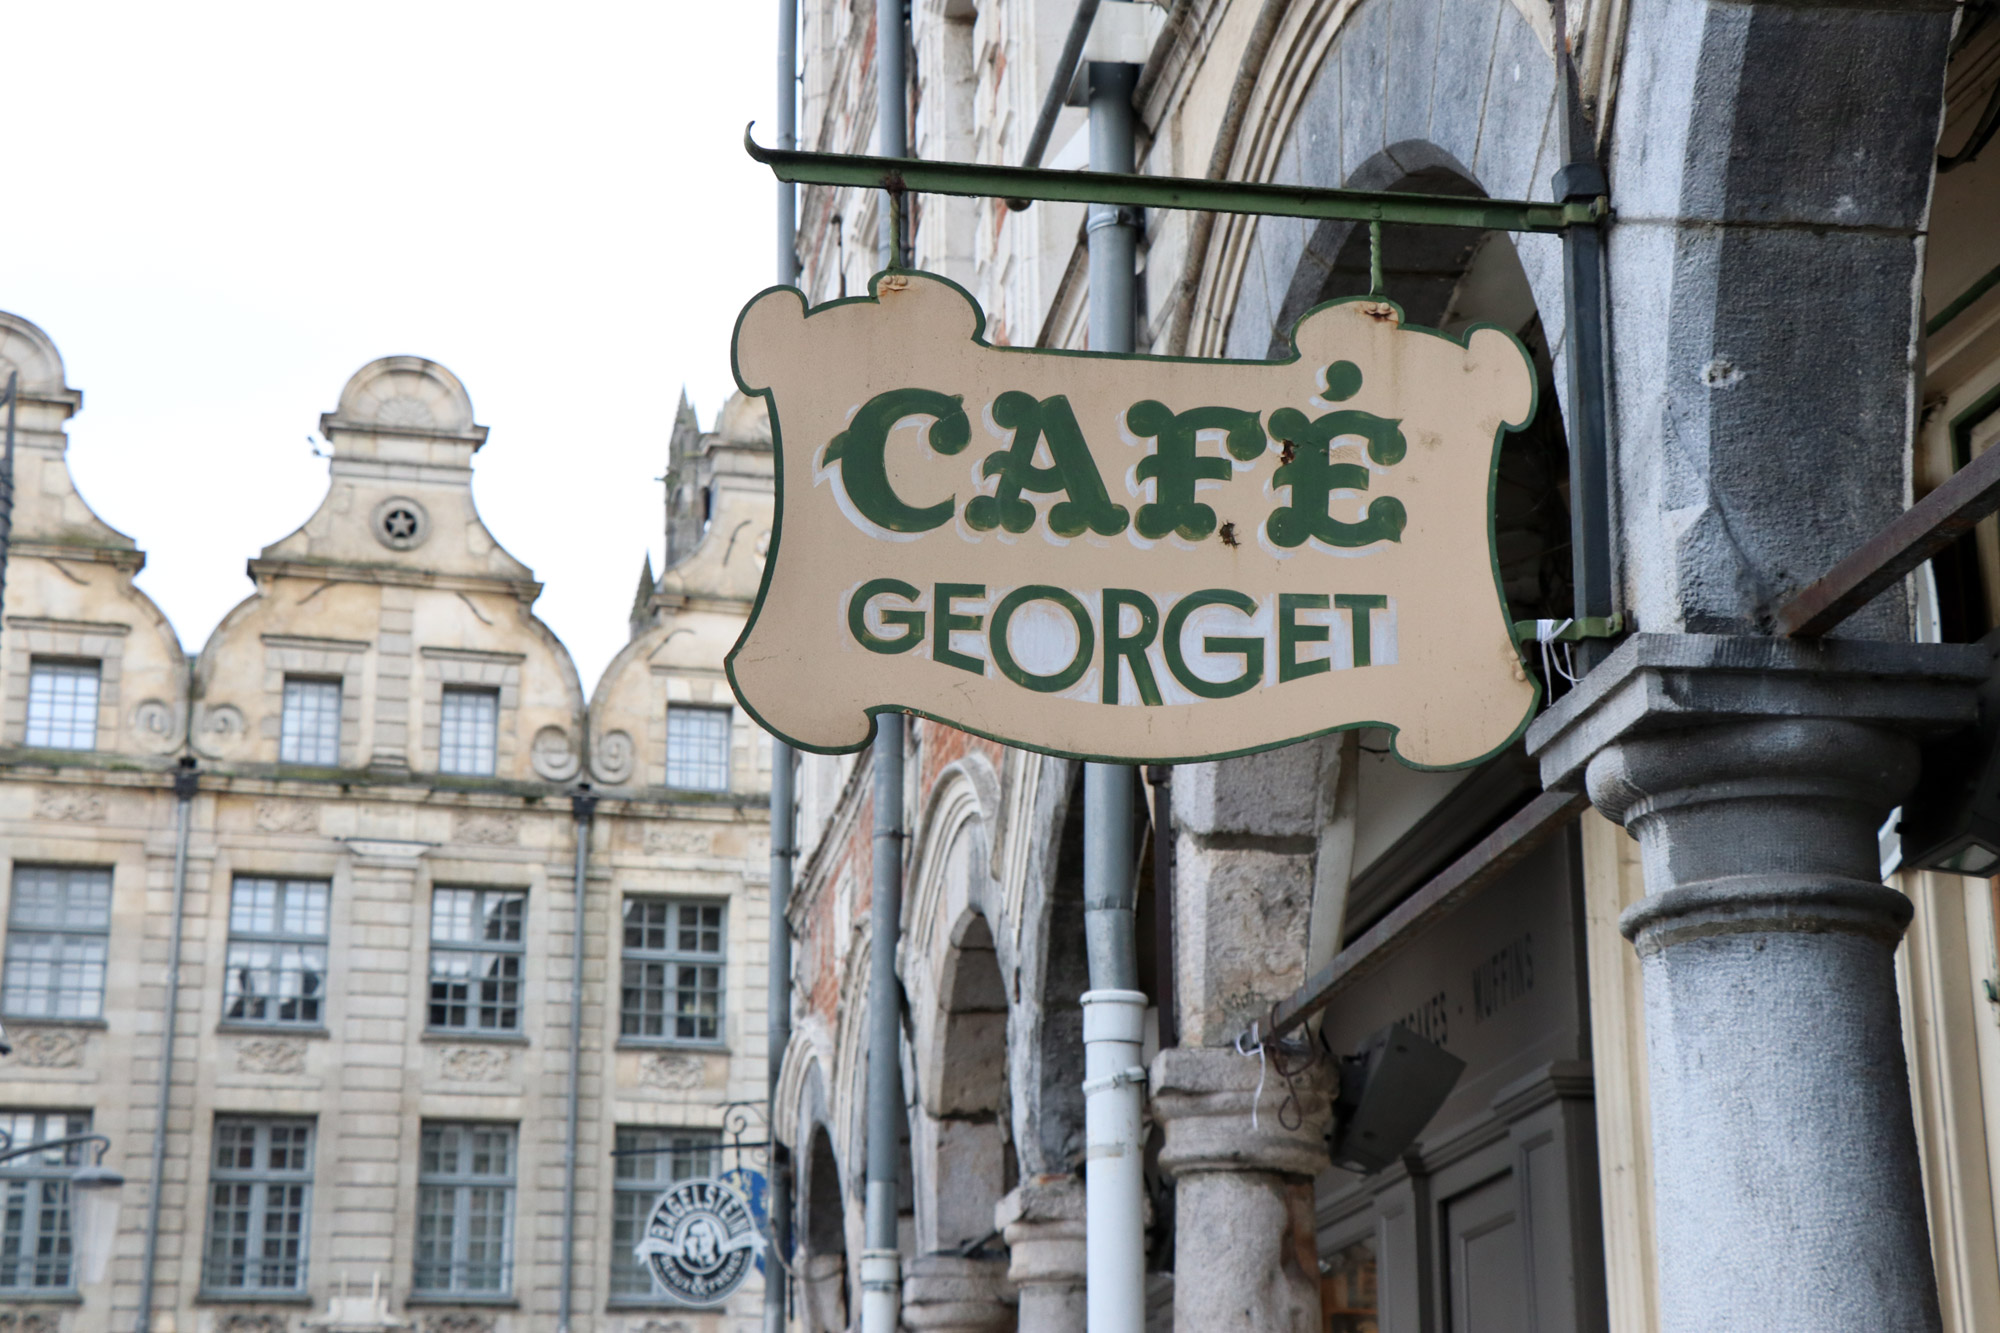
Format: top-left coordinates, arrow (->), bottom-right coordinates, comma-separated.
1901,631 -> 2000,875
1328,1021 -> 1465,1174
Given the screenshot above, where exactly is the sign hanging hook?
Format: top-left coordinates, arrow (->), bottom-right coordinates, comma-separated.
1368,219 -> 1384,298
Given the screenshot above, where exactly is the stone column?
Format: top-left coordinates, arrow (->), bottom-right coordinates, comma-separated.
1153,743 -> 1337,1332
1528,636 -> 1986,1330
997,1177 -> 1086,1333
1151,1047 -> 1334,1332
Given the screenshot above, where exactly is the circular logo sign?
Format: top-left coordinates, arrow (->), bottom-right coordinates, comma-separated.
634,1175 -> 766,1306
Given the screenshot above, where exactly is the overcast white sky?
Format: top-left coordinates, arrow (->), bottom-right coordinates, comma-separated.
3,3 -> 778,692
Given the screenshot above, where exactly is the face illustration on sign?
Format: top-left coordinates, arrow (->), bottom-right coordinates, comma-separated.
634,1176 -> 765,1306
728,271 -> 1539,769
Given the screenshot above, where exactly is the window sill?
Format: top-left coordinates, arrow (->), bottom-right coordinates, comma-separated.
615,1038 -> 729,1054
216,1022 -> 329,1039
196,1290 -> 314,1306
606,1296 -> 725,1311
404,1294 -> 518,1308
0,1291 -> 81,1305
0,1017 -> 107,1031
422,1029 -> 530,1046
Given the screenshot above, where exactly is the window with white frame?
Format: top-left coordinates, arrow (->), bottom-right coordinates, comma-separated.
223,877 -> 330,1028
428,888 -> 526,1033
24,660 -> 98,750
1,866 -> 111,1019
619,899 -> 724,1043
0,1109 -> 90,1292
279,677 -> 342,766
414,1123 -> 515,1296
664,706 -> 731,791
438,687 -> 499,776
203,1118 -> 313,1294
609,1128 -> 721,1300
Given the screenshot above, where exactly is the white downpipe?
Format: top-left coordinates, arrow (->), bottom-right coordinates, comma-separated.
1082,988 -> 1148,1333
860,1248 -> 903,1332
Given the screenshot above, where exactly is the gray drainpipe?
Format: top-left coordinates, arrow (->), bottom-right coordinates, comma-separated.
859,714 -> 906,1333
1080,49 -> 1149,1333
556,785 -> 597,1333
763,742 -> 796,1333
135,757 -> 197,1333
860,4 -> 910,1330
763,2 -> 801,1328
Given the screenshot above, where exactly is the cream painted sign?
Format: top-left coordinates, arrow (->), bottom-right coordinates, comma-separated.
727,271 -> 1538,769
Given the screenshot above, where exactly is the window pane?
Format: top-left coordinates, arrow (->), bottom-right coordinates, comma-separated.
223,879 -> 330,1028
0,1110 -> 88,1291
415,1123 -> 515,1295
665,707 -> 731,791
610,1128 -> 722,1297
24,661 -> 99,751
279,678 -> 342,766
439,689 -> 499,776
9,866 -> 112,932
429,890 -> 526,1032
619,900 -> 725,1043
205,1118 -> 313,1293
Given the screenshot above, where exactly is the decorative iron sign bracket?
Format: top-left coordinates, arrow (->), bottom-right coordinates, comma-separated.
745,129 -> 1610,234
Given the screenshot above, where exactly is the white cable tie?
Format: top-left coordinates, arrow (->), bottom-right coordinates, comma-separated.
1234,1021 -> 1268,1131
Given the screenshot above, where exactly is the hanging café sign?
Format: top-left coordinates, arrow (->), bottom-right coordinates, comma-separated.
726,271 -> 1540,769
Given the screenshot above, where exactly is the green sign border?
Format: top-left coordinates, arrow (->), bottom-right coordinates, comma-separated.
725,268 -> 1542,772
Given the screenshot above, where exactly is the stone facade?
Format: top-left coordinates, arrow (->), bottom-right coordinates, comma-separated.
0,315 -> 777,1333
774,2 -> 2000,1332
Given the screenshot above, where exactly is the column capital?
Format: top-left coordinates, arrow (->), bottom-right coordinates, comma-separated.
1151,1046 -> 1334,1180
1526,634 -> 1984,793
996,1176 -> 1086,1291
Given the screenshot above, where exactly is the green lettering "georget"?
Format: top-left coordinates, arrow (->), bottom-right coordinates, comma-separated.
847,582 -> 1390,701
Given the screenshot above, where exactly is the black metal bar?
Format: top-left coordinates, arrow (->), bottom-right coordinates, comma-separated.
1146,764 -> 1175,1050
1552,6 -> 1618,674
1265,789 -> 1590,1040
1776,435 -> 2000,638
746,130 -> 1605,234
0,1132 -> 113,1167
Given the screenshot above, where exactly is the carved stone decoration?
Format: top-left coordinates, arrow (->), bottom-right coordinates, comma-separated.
452,810 -> 519,846
421,1314 -> 495,1333
638,1051 -> 705,1091
643,826 -> 712,857
254,799 -> 319,834
440,1048 -> 511,1083
216,1314 -> 289,1333
592,729 -> 636,784
194,703 -> 247,757
0,1312 -> 65,1333
129,698 -> 178,751
235,1037 -> 308,1076
33,789 -> 104,823
530,724 -> 580,781
9,1028 -> 86,1068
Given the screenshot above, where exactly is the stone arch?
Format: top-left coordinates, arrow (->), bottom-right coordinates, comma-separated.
1264,140 -> 1577,626
323,355 -> 483,441
798,1104 -> 850,1333
0,311 -> 72,401
1192,0 -> 1569,383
